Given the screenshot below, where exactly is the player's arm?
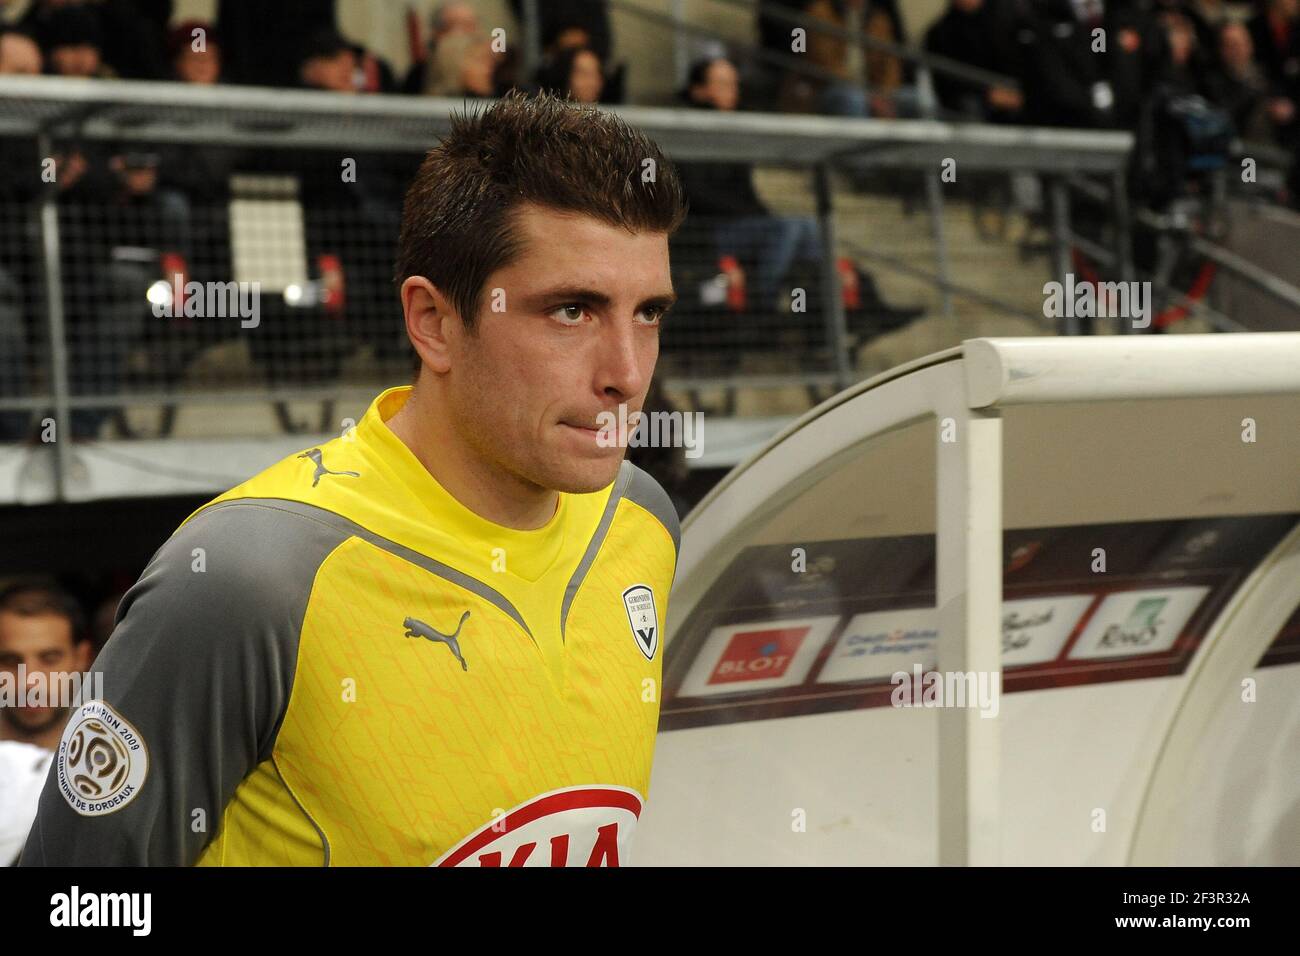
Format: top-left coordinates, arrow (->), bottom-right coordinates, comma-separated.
18,501 -> 339,866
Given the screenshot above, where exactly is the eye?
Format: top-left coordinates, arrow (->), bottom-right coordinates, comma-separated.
637,305 -> 668,327
550,304 -> 587,325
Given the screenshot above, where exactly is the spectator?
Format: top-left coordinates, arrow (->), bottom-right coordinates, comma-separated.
0,738 -> 51,865
299,28 -> 359,94
432,0 -> 480,41
509,0 -> 612,63
678,57 -> 826,315
1247,0 -> 1300,100
0,28 -> 41,442
924,0 -> 1025,122
1149,0 -> 1221,54
216,0 -> 336,88
22,0 -> 167,79
295,27 -> 397,95
0,30 -> 35,441
862,0 -> 916,118
352,38 -> 399,94
0,581 -> 92,865
536,45 -> 606,104
1208,19 -> 1294,143
425,32 -> 497,98
1160,10 -> 1212,97
169,20 -> 220,85
0,26 -> 39,75
0,581 -> 91,751
509,0 -> 621,100
38,4 -> 114,79
405,1 -> 481,94
767,1 -> 868,116
1019,0 -> 1169,130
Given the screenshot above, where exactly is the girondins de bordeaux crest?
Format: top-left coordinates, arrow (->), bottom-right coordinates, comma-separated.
622,584 -> 659,661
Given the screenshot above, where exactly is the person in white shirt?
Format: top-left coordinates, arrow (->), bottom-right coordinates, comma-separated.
0,581 -> 93,864
0,740 -> 53,865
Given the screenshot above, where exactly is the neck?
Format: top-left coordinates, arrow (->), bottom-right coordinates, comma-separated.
0,711 -> 64,751
386,384 -> 559,531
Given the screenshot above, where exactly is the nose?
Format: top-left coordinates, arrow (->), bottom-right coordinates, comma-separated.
595,317 -> 652,403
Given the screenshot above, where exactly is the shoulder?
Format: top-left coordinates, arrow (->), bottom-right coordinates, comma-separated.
126,497 -> 356,638
0,741 -> 52,783
616,461 -> 681,556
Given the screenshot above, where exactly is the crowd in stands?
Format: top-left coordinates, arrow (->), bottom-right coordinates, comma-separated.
0,1 -> 1291,147
0,0 -> 1296,445
0,0 -> 1295,202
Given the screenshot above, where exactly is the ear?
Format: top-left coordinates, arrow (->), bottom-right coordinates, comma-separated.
401,275 -> 459,375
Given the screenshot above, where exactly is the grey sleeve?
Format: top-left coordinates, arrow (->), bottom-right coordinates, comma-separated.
624,462 -> 681,556
18,501 -> 343,867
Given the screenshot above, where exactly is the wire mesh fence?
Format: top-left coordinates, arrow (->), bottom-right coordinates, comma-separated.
0,80 -> 1141,447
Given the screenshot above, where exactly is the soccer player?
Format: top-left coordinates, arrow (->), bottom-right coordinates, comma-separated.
20,92 -> 686,867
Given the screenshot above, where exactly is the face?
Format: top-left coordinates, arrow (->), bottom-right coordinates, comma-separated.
302,49 -> 356,92
554,26 -> 591,51
569,50 -> 603,104
459,42 -> 496,96
1167,19 -> 1194,65
1221,23 -> 1254,66
0,610 -> 88,735
436,3 -> 479,40
435,204 -> 674,495
698,60 -> 739,111
0,33 -> 41,75
50,43 -> 99,77
176,45 -> 220,84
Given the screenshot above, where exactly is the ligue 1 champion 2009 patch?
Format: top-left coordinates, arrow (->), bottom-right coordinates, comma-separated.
622,585 -> 659,661
56,700 -> 149,817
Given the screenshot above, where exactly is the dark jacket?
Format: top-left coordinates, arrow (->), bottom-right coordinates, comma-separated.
1019,0 -> 1169,129
923,0 -> 1025,121
674,99 -> 769,219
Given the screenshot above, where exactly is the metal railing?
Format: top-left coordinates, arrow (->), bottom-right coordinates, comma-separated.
0,76 -> 1142,499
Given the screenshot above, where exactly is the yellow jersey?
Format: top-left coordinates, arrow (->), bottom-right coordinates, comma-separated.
20,386 -> 679,866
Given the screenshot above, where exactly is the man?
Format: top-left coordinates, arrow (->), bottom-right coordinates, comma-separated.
678,57 -> 826,316
0,581 -> 92,865
0,27 -> 39,75
298,28 -> 359,93
0,30 -> 40,441
1019,0 -> 1168,130
405,1 -> 481,93
1248,0 -> 1300,99
1208,19 -> 1294,144
923,0 -> 1026,122
21,92 -> 685,867
36,4 -> 115,79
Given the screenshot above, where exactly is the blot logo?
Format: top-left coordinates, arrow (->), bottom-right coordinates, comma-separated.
433,786 -> 643,867
708,626 -> 809,685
